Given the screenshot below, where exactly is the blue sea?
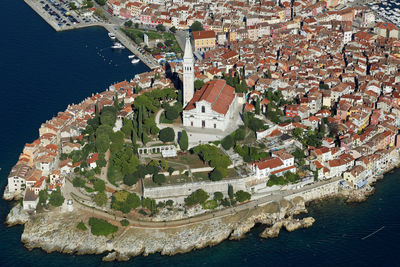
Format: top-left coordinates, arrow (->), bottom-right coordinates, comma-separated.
1,0 -> 400,266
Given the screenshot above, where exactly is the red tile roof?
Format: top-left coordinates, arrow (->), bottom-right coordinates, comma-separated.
184,79 -> 235,115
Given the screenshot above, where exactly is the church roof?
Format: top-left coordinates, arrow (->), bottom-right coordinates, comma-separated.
184,79 -> 235,115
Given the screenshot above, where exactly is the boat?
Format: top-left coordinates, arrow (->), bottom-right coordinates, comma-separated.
131,58 -> 140,64
108,32 -> 116,40
128,55 -> 135,59
111,42 -> 125,49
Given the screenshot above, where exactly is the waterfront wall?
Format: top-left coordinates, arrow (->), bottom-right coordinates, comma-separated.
285,179 -> 340,202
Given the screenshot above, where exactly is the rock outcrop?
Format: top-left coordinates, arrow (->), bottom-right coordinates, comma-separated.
6,204 -> 30,226
15,197 -> 313,261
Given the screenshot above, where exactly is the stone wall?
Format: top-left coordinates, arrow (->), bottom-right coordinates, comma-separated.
143,177 -> 247,203
285,179 -> 340,202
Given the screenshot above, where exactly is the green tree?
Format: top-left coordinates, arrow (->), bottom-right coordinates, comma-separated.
165,107 -> 179,120
213,192 -> 224,201
69,2 -> 77,9
165,39 -> 173,46
209,167 -> 223,181
49,187 -> 65,207
72,177 -> 86,187
228,184 -> 234,199
185,189 -> 209,206
93,191 -> 108,207
170,26 -> 176,33
38,190 -> 49,204
168,167 -> 175,176
120,219 -> 130,226
93,179 -> 106,192
95,0 -> 106,5
153,173 -> 166,185
124,20 -> 133,27
233,126 -> 246,141
135,23 -> 139,28
191,21 -> 204,31
221,135 -> 234,150
179,130 -> 189,151
156,24 -> 166,32
157,42 -> 164,48
235,190 -> 251,202
159,127 -> 175,143
123,172 -> 139,186
166,199 -> 174,206
293,127 -> 303,138
194,80 -> 204,90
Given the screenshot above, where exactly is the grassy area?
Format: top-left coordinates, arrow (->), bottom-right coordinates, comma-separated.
167,153 -> 208,168
122,27 -> 182,55
88,217 -> 118,236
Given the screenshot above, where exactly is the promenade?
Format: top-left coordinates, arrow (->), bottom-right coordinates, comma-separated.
24,0 -> 159,69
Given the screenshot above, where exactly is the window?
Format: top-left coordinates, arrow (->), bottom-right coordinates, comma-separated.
191,121 -> 193,126
202,120 -> 205,128
201,106 -> 205,113
214,124 -> 216,128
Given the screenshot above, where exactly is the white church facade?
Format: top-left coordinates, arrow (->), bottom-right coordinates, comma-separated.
181,34 -> 238,132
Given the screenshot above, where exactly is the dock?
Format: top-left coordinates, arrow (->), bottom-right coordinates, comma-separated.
24,0 -> 159,69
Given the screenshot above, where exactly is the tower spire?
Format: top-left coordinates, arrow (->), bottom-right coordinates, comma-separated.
183,32 -> 194,107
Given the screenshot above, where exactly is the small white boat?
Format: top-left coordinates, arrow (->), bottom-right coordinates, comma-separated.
111,42 -> 125,49
128,55 -> 135,59
108,32 -> 116,40
131,58 -> 140,64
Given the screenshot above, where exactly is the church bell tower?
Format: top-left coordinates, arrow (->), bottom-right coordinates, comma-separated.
183,33 -> 194,107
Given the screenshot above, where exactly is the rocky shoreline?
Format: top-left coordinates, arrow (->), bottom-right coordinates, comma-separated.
5,167 -> 395,262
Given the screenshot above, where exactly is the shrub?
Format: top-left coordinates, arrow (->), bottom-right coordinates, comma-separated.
235,190 -> 251,202
213,192 -> 224,201
88,217 -> 118,236
77,221 -> 87,231
185,189 -> 208,206
209,168 -> 223,181
72,177 -> 85,187
120,219 -> 130,226
93,191 -> 108,207
123,173 -> 139,186
202,199 -> 218,209
178,130 -> 188,151
93,179 -> 106,192
153,173 -> 166,185
49,187 -> 64,207
166,200 -> 174,206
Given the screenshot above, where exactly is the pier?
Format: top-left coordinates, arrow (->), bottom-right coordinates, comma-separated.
24,0 -> 159,69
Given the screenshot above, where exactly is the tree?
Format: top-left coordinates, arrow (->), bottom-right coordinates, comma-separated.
85,0 -> 94,8
233,126 -> 246,141
194,80 -> 204,90
235,190 -> 251,202
153,173 -> 166,185
135,23 -> 139,29
93,191 -> 108,207
214,192 -> 224,201
157,42 -> 164,48
244,114 -> 264,133
166,199 -> 174,206
38,190 -> 49,204
170,26 -> 177,33
95,0 -> 106,5
185,189 -> 209,206
69,2 -> 77,9
93,179 -> 106,192
228,184 -> 234,199
255,98 -> 260,115
165,107 -> 179,120
123,173 -> 139,186
168,167 -> 175,176
72,177 -> 86,187
156,24 -> 166,32
191,21 -> 204,31
293,127 -> 303,138
165,39 -> 173,47
179,130 -> 188,151
124,20 -> 133,27
120,219 -> 130,226
209,167 -> 223,181
221,135 -> 234,150
159,127 -> 175,143
49,187 -> 65,207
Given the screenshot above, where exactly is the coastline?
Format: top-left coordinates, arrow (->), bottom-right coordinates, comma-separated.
5,163 -> 396,262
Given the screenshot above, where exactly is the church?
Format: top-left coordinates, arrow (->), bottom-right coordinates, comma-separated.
181,34 -> 238,131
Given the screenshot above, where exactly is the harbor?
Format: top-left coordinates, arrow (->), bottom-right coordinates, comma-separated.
367,0 -> 400,27
23,0 -> 159,69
